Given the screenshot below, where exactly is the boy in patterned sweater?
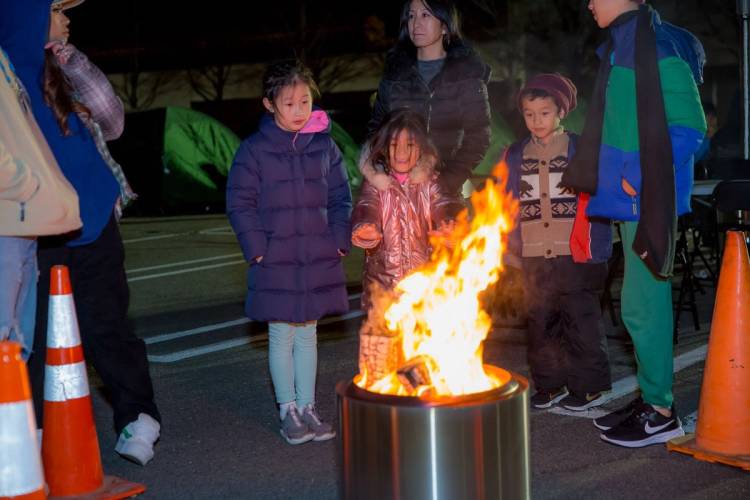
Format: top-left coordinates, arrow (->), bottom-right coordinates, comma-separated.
501,73 -> 613,411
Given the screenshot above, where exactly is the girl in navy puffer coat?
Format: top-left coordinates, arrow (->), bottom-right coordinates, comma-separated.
227,61 -> 352,445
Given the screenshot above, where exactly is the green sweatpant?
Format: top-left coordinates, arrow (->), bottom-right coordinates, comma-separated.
619,221 -> 674,408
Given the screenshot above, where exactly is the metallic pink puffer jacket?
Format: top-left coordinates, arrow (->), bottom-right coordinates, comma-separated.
352,172 -> 463,310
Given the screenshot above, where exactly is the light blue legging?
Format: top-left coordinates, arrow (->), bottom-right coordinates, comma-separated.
268,321 -> 318,407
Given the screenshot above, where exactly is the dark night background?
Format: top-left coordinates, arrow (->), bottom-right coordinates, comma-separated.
59,0 -> 742,214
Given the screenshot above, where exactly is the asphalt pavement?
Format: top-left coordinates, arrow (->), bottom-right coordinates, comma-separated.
72,215 -> 750,499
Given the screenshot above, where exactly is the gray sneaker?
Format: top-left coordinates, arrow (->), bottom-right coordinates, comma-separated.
280,406 -> 315,445
301,404 -> 336,441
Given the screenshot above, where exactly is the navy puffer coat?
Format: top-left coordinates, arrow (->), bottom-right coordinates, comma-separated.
227,111 -> 352,322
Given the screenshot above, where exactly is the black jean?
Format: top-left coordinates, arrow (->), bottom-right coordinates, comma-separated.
522,255 -> 612,395
28,214 -> 160,434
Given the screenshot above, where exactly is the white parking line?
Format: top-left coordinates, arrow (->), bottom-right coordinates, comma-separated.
199,226 -> 234,235
128,253 -> 243,274
128,260 -> 246,282
145,318 -> 251,345
148,337 -> 261,363
146,309 -> 365,363
548,344 -> 708,419
123,225 -> 234,244
123,233 -> 181,244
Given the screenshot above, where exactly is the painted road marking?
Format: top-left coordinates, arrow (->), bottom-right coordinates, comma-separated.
123,233 -> 181,244
128,260 -> 247,283
147,309 -> 366,363
199,226 -> 234,235
548,344 -> 708,419
123,225 -> 234,244
145,318 -> 251,345
128,253 -> 243,274
145,295 -> 363,346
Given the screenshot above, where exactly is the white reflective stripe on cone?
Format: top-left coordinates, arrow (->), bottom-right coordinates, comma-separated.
47,295 -> 82,349
44,361 -> 90,402
0,400 -> 45,497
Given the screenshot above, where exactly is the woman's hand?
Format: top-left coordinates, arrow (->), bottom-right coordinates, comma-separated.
45,40 -> 67,62
352,223 -> 382,248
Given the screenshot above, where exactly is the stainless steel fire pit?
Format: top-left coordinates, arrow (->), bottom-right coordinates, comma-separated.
336,365 -> 530,500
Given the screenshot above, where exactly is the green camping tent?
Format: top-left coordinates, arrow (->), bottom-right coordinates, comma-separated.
161,106 -> 241,208
161,107 -> 363,208
329,120 -> 362,188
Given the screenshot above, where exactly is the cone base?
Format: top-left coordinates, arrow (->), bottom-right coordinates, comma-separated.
48,475 -> 146,500
668,434 -> 750,471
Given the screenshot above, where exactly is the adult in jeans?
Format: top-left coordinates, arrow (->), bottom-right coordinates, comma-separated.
0,0 -> 160,466
0,46 -> 80,361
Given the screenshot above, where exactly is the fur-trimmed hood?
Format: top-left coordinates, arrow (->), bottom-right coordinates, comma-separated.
357,141 -> 436,191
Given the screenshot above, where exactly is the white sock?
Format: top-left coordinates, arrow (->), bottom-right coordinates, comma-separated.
279,401 -> 295,420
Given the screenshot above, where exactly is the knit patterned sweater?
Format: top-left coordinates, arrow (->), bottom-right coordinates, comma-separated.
518,130 -> 576,258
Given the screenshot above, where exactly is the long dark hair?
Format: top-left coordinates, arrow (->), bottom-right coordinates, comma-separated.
261,59 -> 320,104
367,108 -> 438,173
396,0 -> 462,52
43,49 -> 90,136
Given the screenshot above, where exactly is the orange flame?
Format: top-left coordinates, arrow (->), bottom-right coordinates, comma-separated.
356,161 -> 518,396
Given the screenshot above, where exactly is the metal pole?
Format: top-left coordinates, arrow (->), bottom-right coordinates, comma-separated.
739,0 -> 750,160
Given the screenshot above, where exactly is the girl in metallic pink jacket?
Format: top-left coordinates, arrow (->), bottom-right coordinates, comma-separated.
352,108 -> 463,311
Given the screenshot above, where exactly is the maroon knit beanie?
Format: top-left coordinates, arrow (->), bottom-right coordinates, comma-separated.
517,73 -> 578,117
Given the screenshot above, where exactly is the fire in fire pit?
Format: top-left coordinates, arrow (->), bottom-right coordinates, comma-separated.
356,162 -> 518,397
338,164 -> 530,499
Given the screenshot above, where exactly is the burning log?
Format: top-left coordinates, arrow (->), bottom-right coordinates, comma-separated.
358,333 -> 404,385
396,355 -> 436,393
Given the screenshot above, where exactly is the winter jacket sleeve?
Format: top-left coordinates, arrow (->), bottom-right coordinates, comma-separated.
439,78 -> 492,194
58,44 -> 125,141
226,142 -> 268,262
327,141 -> 353,252
497,146 -> 522,268
351,181 -> 382,235
661,57 -> 707,169
366,80 -> 390,140
0,140 -> 38,203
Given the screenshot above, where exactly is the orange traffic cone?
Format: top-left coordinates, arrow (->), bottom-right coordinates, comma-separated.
41,265 -> 146,498
668,231 -> 750,470
0,341 -> 46,500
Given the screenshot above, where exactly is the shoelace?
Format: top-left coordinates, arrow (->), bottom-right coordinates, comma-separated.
288,408 -> 305,427
304,405 -> 323,425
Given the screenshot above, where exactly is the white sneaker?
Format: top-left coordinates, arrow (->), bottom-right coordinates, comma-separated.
115,413 -> 160,466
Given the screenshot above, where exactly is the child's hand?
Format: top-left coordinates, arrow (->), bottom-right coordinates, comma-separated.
429,220 -> 456,248
254,256 -> 263,263
352,223 -> 382,249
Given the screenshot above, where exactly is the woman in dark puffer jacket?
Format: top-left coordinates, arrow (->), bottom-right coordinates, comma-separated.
366,0 -> 492,197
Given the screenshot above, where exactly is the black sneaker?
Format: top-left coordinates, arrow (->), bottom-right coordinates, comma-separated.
600,402 -> 685,448
560,391 -> 609,411
530,387 -> 568,409
593,396 -> 643,431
